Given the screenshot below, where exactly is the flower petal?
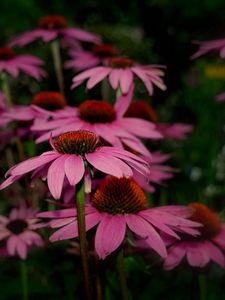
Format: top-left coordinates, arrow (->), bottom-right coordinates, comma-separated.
64,155 -> 85,186
95,214 -> 126,259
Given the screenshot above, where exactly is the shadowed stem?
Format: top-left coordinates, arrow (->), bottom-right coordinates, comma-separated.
20,260 -> 29,300
94,254 -> 103,300
76,183 -> 92,300
1,72 -> 12,108
117,249 -> 130,300
51,40 -> 64,95
199,274 -> 207,300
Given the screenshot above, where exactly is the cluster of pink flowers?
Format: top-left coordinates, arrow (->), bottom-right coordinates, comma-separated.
0,13 -> 223,300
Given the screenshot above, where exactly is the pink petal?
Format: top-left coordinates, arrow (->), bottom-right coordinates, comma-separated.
64,155 -> 85,185
10,152 -> 58,176
114,83 -> 134,117
164,244 -> 186,270
119,69 -> 134,94
108,69 -> 121,89
126,214 -> 167,258
205,241 -> 225,268
95,214 -> 126,259
86,68 -> 111,89
85,152 -> 124,177
47,155 -> 67,199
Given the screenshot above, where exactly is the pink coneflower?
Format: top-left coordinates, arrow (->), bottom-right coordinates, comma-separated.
0,206 -> 44,259
0,130 -> 150,199
38,176 -> 201,259
124,100 -> 193,140
31,91 -> 162,156
191,37 -> 225,59
216,91 -> 225,102
71,57 -> 166,95
65,43 -> 118,71
0,47 -> 46,80
9,15 -> 101,47
164,203 -> 225,269
2,91 -> 69,123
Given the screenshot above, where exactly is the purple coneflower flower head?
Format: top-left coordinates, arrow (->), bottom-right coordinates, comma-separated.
124,100 -> 193,140
216,91 -> 225,102
38,176 -> 201,259
0,130 -> 150,199
2,91 -> 69,124
191,37 -> 225,59
31,90 -> 162,156
71,56 -> 166,95
65,43 -> 118,71
9,15 -> 101,47
164,203 -> 225,270
0,47 -> 46,80
0,206 -> 44,259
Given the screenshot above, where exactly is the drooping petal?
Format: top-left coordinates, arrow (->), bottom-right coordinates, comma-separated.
95,214 -> 126,259
119,69 -> 134,94
47,155 -> 67,199
64,155 -> 85,186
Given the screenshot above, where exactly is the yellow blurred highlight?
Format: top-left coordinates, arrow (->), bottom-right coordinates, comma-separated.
205,65 -> 225,79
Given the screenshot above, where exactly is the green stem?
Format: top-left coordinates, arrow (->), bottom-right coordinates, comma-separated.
1,72 -> 12,108
76,183 -> 92,300
198,274 -> 207,300
116,249 -> 130,300
20,260 -> 29,300
50,40 -> 64,95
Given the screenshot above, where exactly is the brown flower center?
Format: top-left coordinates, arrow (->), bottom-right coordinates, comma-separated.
108,57 -> 134,68
32,91 -> 66,111
189,203 -> 222,239
0,47 -> 16,60
92,177 -> 148,214
124,100 -> 159,123
92,44 -> 118,58
79,100 -> 116,123
38,15 -> 68,29
54,131 -> 101,156
7,219 -> 28,235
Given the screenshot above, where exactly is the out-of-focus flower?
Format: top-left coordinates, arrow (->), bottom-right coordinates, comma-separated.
192,38 -> 225,59
38,176 -> 201,259
164,203 -> 225,269
9,15 -> 101,47
0,206 -> 44,259
72,57 -> 166,95
134,151 -> 175,193
2,91 -> 69,124
65,43 -> 118,71
0,47 -> 46,80
124,100 -> 193,140
0,130 -> 150,199
31,90 -> 162,156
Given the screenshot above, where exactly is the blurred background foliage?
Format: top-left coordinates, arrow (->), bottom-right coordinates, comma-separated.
0,0 -> 225,299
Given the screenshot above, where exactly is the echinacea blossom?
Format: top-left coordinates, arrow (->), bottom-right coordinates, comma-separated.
216,91 -> 225,102
9,15 -> 101,47
0,130 -> 150,199
0,206 -> 44,259
164,203 -> 225,270
65,43 -> 118,71
71,57 -> 166,95
124,100 -> 193,140
31,90 -> 162,156
0,47 -> 46,80
191,38 -> 225,59
38,176 -> 201,259
2,91 -> 70,124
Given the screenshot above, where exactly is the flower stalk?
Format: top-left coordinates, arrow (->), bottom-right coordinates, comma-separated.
76,181 -> 92,300
20,260 -> 29,300
51,40 -> 64,95
117,249 -> 130,300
